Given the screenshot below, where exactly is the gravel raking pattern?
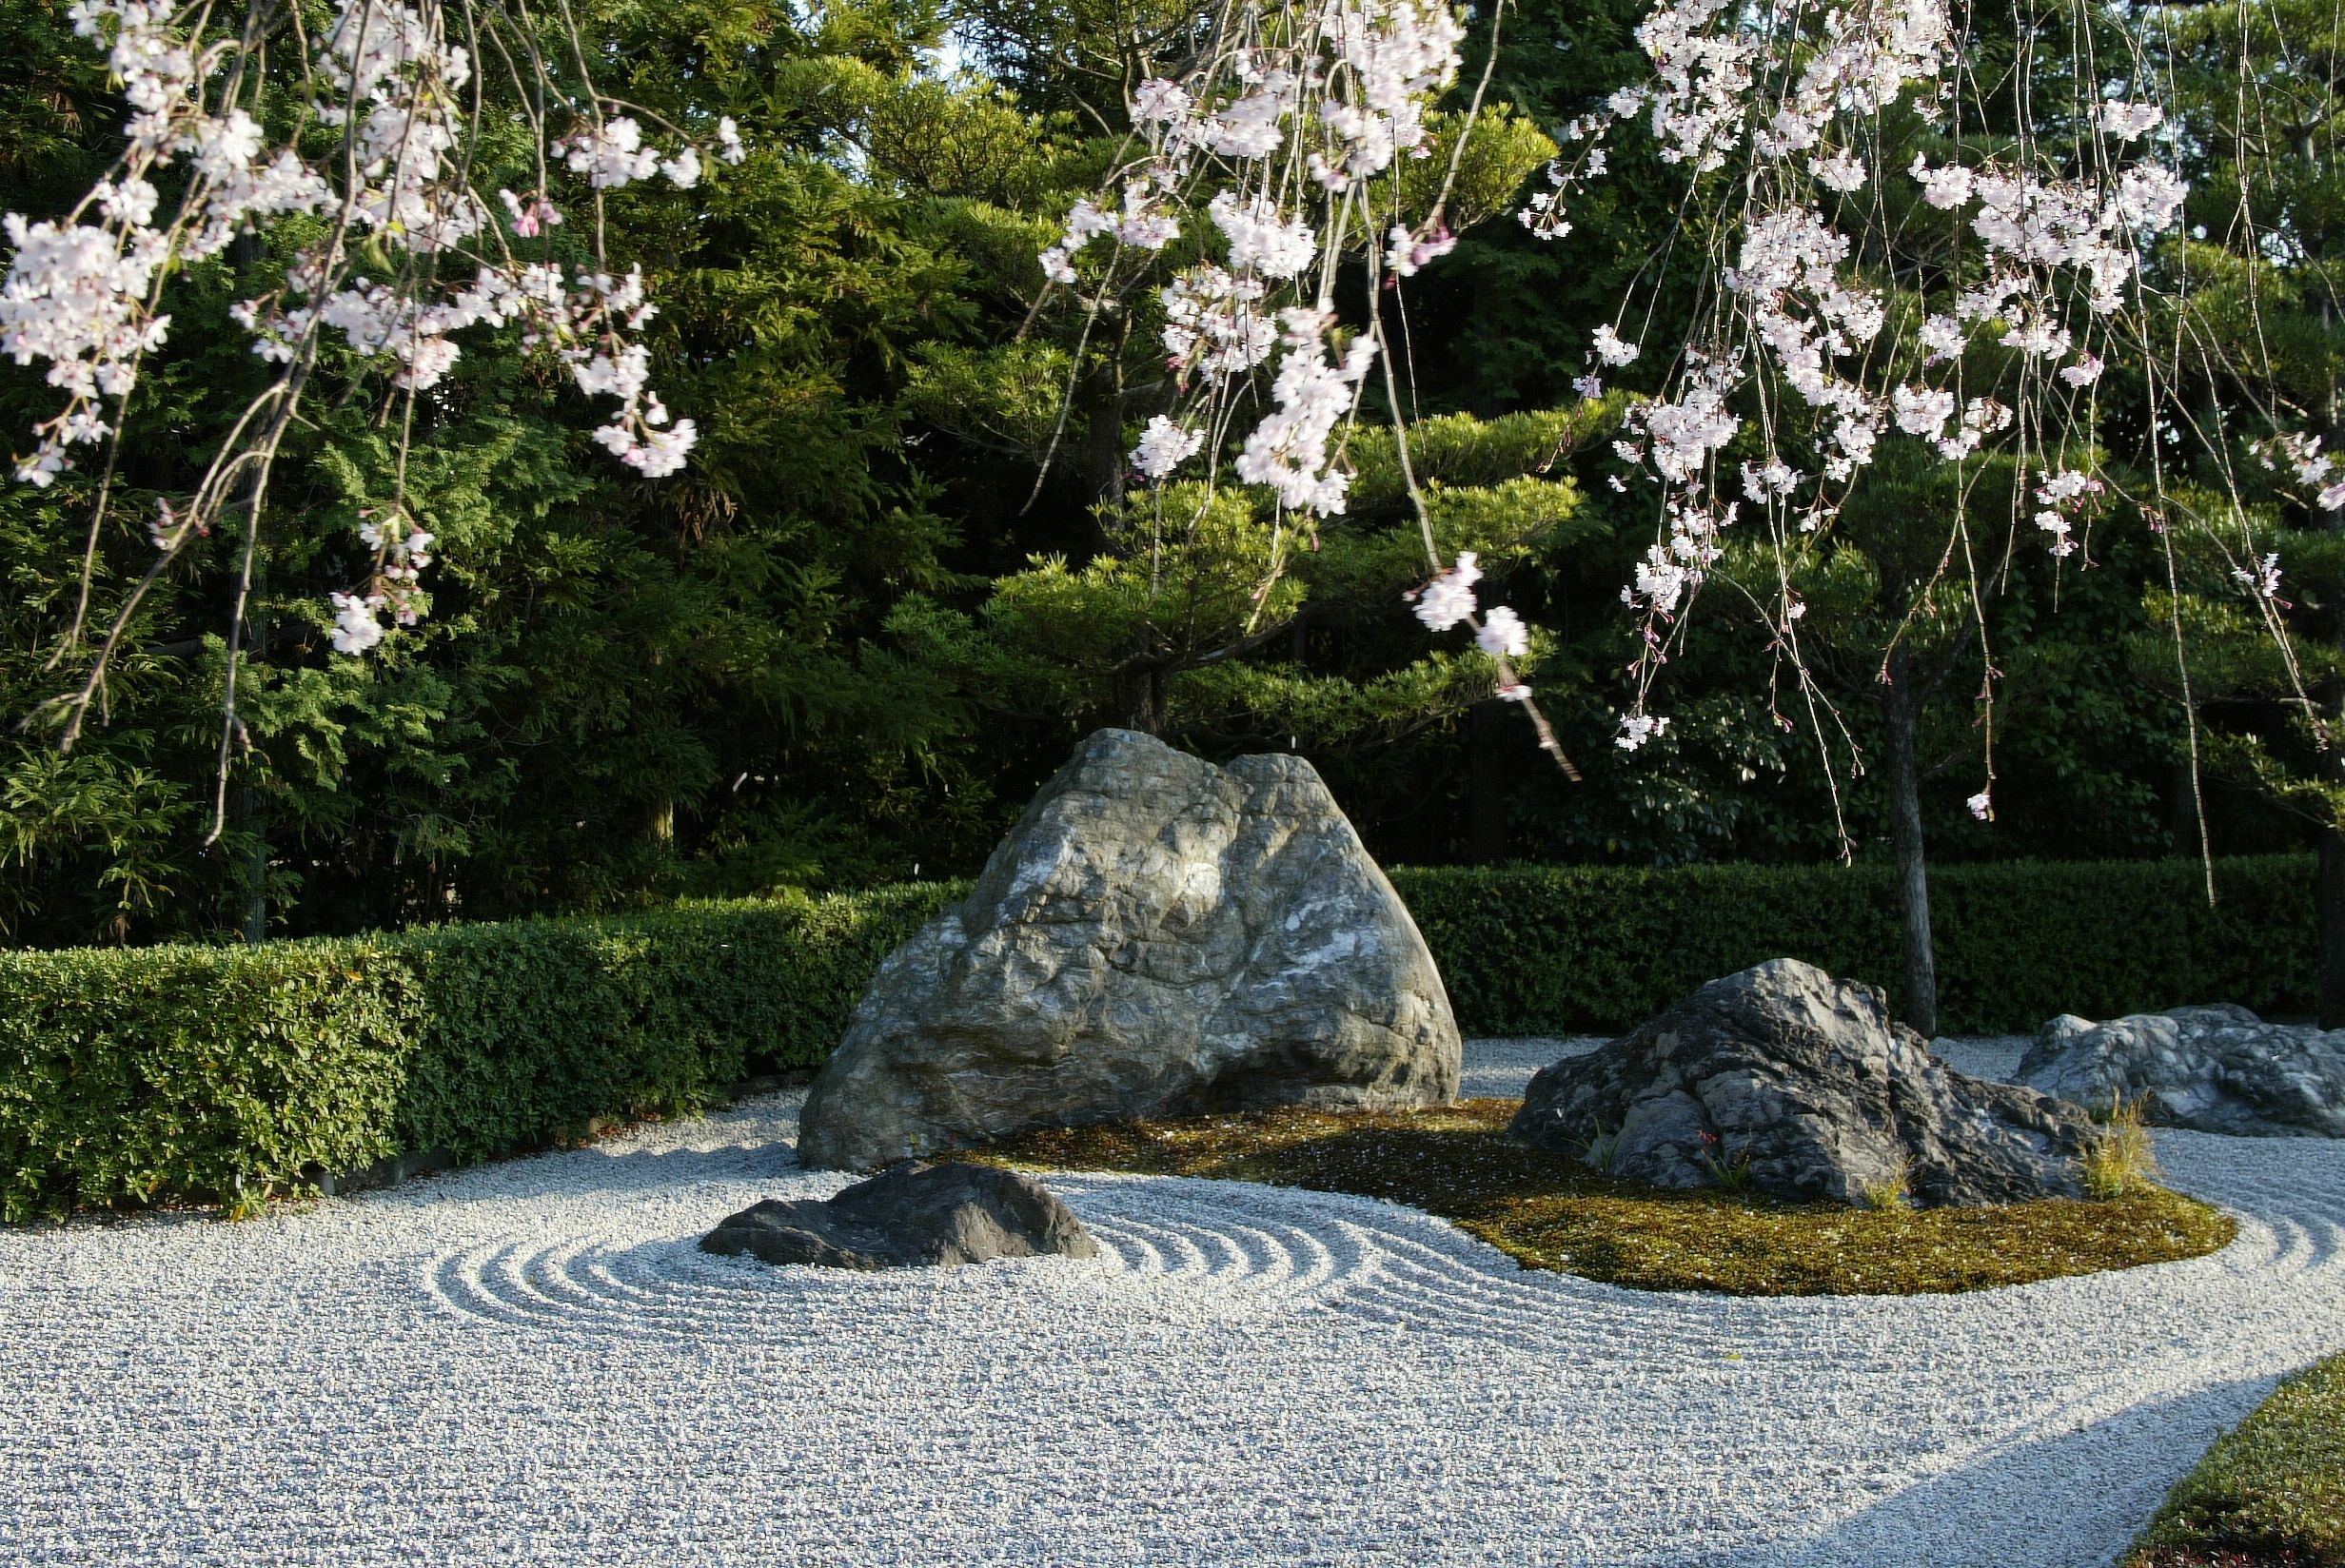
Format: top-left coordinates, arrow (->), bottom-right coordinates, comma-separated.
3,1041 -> 2341,1567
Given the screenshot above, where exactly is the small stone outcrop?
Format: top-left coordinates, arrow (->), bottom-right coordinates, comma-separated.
797,730 -> 1460,1171
2016,1005 -> 2345,1138
1509,958 -> 2099,1206
700,1161 -> 1098,1270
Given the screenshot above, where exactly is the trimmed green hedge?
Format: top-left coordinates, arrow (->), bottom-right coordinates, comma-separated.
0,855 -> 2315,1219
0,885 -> 953,1220
1390,853 -> 2315,1039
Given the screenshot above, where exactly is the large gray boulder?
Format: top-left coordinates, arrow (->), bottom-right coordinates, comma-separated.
701,1161 -> 1098,1269
798,729 -> 1460,1170
1509,958 -> 2099,1206
2016,1004 -> 2345,1138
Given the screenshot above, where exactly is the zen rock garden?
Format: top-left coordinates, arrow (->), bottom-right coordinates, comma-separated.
710,729 -> 2341,1272
13,728 -> 2345,1568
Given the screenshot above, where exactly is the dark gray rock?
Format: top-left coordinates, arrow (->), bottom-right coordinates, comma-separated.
1509,958 -> 2099,1206
798,729 -> 1460,1170
700,1161 -> 1099,1270
2016,1005 -> 2345,1138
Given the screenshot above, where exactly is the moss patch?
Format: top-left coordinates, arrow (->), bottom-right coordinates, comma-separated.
970,1098 -> 2236,1297
2124,1353 -> 2345,1567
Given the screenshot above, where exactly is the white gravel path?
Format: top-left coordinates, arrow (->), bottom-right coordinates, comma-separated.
4,1038 -> 2340,1568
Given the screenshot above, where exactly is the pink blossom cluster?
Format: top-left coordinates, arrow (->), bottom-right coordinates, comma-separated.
1525,0 -> 1953,240
1409,551 -> 1482,632
1398,550 -> 1536,686
1044,0 -> 1469,519
1132,416 -> 1205,480
2234,552 -> 2285,604
2032,469 -> 2102,559
1066,4 -> 1547,700
2263,433 -> 2345,514
2235,436 -> 2345,608
1616,712 -> 1671,750
348,513 -> 437,644
4,0 -> 736,657
1503,0 -> 2243,747
1234,310 -> 1379,513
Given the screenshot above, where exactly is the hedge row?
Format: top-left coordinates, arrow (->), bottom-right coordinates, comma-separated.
1389,854 -> 2315,1038
0,855 -> 2314,1219
0,885 -> 953,1221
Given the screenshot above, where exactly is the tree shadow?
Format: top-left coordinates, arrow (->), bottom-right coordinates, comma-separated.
344,1123 -> 822,1211
1743,1378 -> 2282,1568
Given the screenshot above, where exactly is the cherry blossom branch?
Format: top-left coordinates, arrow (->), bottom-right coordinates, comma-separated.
4,0 -> 749,830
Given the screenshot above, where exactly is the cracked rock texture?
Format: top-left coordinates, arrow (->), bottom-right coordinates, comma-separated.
798,729 -> 1459,1170
1509,958 -> 2098,1206
700,1160 -> 1097,1269
2017,1004 -> 2345,1138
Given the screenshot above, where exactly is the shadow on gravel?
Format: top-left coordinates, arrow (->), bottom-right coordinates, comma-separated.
353,1133 -> 817,1210
1762,1379 -> 2281,1568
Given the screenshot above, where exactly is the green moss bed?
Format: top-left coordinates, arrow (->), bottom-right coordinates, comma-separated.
969,1097 -> 2237,1298
2124,1352 -> 2345,1567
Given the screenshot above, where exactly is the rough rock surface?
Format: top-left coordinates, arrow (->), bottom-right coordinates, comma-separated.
1509,958 -> 2099,1206
700,1160 -> 1098,1269
2017,1005 -> 2345,1138
798,729 -> 1460,1170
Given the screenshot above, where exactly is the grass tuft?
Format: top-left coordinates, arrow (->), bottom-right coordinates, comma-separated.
969,1098 -> 2236,1297
2084,1096 -> 2163,1200
2123,1353 -> 2345,1567
1859,1152 -> 1914,1212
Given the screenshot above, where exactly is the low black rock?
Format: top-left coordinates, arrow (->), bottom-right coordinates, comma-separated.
700,1159 -> 1100,1270
1509,957 -> 2099,1207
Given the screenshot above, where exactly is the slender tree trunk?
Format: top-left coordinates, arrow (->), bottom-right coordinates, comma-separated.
238,550 -> 268,943
1080,341 -> 1133,540
1881,656 -> 1939,1037
2321,825 -> 2345,1029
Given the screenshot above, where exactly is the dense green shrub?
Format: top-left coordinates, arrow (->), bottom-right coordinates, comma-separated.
1392,854 -> 2315,1036
0,856 -> 2313,1219
0,885 -> 954,1220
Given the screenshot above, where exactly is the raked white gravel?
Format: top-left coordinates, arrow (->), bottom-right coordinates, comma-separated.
3,1038 -> 2341,1568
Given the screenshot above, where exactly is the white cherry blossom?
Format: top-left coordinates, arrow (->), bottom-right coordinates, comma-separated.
1410,552 -> 1482,632
1476,605 -> 1529,657
1132,417 -> 1205,480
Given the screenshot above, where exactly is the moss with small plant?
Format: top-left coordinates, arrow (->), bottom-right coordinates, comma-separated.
2122,1352 -> 2345,1567
970,1098 -> 2236,1297
2083,1096 -> 2166,1199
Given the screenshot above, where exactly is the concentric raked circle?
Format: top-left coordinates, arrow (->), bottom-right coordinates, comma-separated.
421,1174 -> 1405,1340
10,1057 -> 2345,1568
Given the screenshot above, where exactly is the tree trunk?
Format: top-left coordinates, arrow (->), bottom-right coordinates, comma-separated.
2320,826 -> 2345,1029
238,552 -> 269,943
1881,657 -> 1940,1037
1113,665 -> 1169,735
1080,353 -> 1131,540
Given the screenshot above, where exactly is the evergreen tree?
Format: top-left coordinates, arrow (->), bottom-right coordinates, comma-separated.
2137,0 -> 2345,1019
0,0 -> 995,941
